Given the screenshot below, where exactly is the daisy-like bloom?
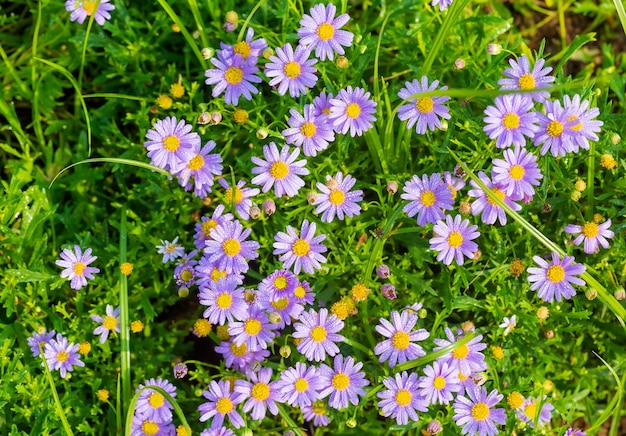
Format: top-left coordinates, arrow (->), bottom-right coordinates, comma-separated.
156,237 -> 184,263
318,354 -> 370,409
215,340 -> 270,372
433,327 -> 487,376
218,179 -> 259,221
204,219 -> 259,275
282,105 -> 335,157
301,400 -> 330,427
483,94 -> 539,148
499,315 -> 516,335
91,305 -> 120,344
199,276 -> 248,325
177,140 -> 223,198
312,172 -> 363,222
55,245 -> 100,290
377,371 -> 428,425
401,173 -> 454,226
443,170 -> 466,200
293,279 -> 315,306
432,0 -> 453,10
194,205 -> 234,250
418,361 -> 461,406
527,252 -> 586,302
273,219 -> 327,274
228,305 -> 277,351
517,396 -> 554,428
328,86 -> 377,137
144,116 -> 198,172
468,171 -> 522,225
65,0 -> 115,25
429,215 -> 480,266
43,333 -> 84,378
453,385 -> 506,436
174,250 -> 198,290
234,367 -> 282,420
276,362 -> 324,407
533,99 -> 577,157
135,377 -> 177,424
198,380 -> 245,429
258,269 -> 298,300
498,55 -> 555,103
220,27 -> 267,64
265,43 -> 318,98
297,3 -> 354,61
293,308 -> 345,362
491,147 -> 543,201
130,414 -> 175,436
205,51 -> 262,105
250,142 -> 309,198
564,219 -> 614,254
565,428 -> 586,436
312,91 -> 334,117
28,329 -> 56,358
397,76 -> 451,134
563,94 -> 603,152
374,310 -> 430,368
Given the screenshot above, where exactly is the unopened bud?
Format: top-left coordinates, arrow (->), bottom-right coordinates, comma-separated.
336,56 -> 349,69
249,206 -> 261,220
376,264 -> 391,279
454,58 -> 465,69
418,308 -> 427,319
201,47 -> 214,60
381,284 -> 396,300
543,380 -> 554,392
386,181 -> 398,194
461,321 -> 475,332
570,190 -> 582,201
262,48 -> 274,59
615,287 -> 626,300
545,329 -> 555,339
346,418 -> 357,428
178,287 -> 189,298
197,111 -> 211,125
268,312 -> 282,324
225,11 -> 238,24
611,133 -> 621,145
210,112 -> 222,125
487,43 -> 502,55
223,22 -> 236,32
279,345 -> 291,358
426,420 -> 443,435
307,192 -> 318,205
585,288 -> 598,300
263,199 -> 276,215
256,127 -> 269,140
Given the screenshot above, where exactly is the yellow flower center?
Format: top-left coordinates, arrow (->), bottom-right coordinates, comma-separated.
518,73 -> 535,90
507,392 -> 524,409
270,161 -> 289,180
233,108 -> 248,124
271,297 -> 289,311
181,269 -> 193,282
447,231 -> 464,248
509,165 -> 525,180
163,135 -> 181,152
224,67 -> 243,85
502,112 -> 520,129
274,276 -> 288,290
202,220 -> 217,237
546,120 -> 564,137
294,285 -> 306,299
73,262 -> 86,276
148,392 -> 164,408
216,292 -> 233,309
395,389 -> 412,406
292,239 -> 310,257
211,268 -> 227,282
567,115 -> 582,131
103,315 -> 118,331
244,318 -> 262,335
233,41 -> 251,58
215,397 -> 233,414
224,187 -> 244,205
78,342 -> 91,355
452,344 -> 470,359
420,190 -> 436,207
222,238 -> 241,257
582,222 -> 599,238
56,351 -> 69,363
310,326 -> 327,342
316,23 -> 335,41
312,399 -> 327,414
345,103 -> 361,119
251,382 -> 270,401
188,154 -> 204,171
230,341 -> 247,356
329,190 -> 345,206
524,402 -> 537,419
83,0 -> 97,15
331,373 -> 350,391
416,97 -> 434,113
300,122 -> 317,138
546,265 -> 565,283
194,319 -> 211,336
283,62 -> 301,79
391,331 -> 410,350
433,376 -> 447,390
471,402 -> 490,421
294,378 -> 309,392
141,420 -> 159,436
486,188 -> 506,206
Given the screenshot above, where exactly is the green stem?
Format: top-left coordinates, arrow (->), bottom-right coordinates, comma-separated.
119,208 -> 131,423
41,346 -> 75,436
76,0 -> 100,117
237,0 -> 267,42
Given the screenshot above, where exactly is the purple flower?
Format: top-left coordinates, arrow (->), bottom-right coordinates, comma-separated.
418,361 -> 461,406
203,219 -> 259,275
301,400 -> 330,427
130,415 -> 174,436
565,428 -> 586,436
401,173 -> 454,226
517,396 -> 554,428
468,171 -> 521,225
173,363 -> 188,379
527,252 -> 586,302
318,354 -> 369,409
144,116 -> 198,172
397,76 -> 451,134
91,304 -> 120,344
433,327 -> 487,376
293,308 -> 345,362
483,94 -> 539,148
156,237 -> 184,263
533,99 -> 577,156
276,362 -> 324,407
273,219 -> 327,274
65,0 -> 115,25
198,380 -> 245,429
198,275 -> 247,325
219,27 -> 267,63
234,367 -> 282,420
297,3 -> 354,61
381,283 -> 397,300
43,333 -> 84,378
282,105 -> 335,157
265,43 -> 317,98
228,305 -> 277,351
563,94 -> 603,152
312,172 -> 363,222
432,0 -> 453,10
498,55 -> 555,103
205,51 -> 262,105
453,385 -> 506,436
444,170 -> 466,200
28,329 -> 56,358
251,142 -> 309,198
429,215 -> 480,266
377,371 -> 428,425
328,86 -> 377,137
564,219 -> 614,254
374,310 -> 429,367
491,146 -> 542,200
312,91 -> 334,117
135,377 -> 177,424
55,245 -> 100,290
176,140 -> 223,198
215,340 -> 270,373
218,179 -> 259,221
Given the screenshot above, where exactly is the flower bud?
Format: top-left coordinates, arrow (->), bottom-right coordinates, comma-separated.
178,287 -> 189,298
249,205 -> 261,220
262,47 -> 274,59
570,190 -> 582,202
307,192 -> 318,205
585,288 -> 598,300
197,111 -> 211,125
611,133 -> 621,145
256,127 -> 269,140
615,287 -> 626,300
454,58 -> 465,69
386,181 -> 398,194
346,418 -> 357,428
279,345 -> 291,358
336,56 -> 349,69
545,329 -> 555,339
263,199 -> 276,215
376,264 -> 390,279
268,312 -> 282,325
223,22 -> 236,32
487,43 -> 502,55
201,47 -> 214,60
225,10 -> 238,24
173,363 -> 188,379
210,111 -> 222,125
574,178 -> 586,192
461,321 -> 475,332
418,308 -> 427,319
426,420 -> 443,435
543,379 -> 554,392
381,284 -> 396,300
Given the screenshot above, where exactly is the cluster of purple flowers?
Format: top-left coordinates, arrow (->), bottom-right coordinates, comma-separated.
130,377 -> 178,435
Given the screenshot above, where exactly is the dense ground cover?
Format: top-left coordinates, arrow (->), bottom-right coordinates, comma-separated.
1,0 -> 626,435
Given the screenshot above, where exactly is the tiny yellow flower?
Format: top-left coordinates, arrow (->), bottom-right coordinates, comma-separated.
172,23 -> 181,32
176,424 -> 191,436
574,178 -> 586,192
509,258 -> 524,277
233,108 -> 249,124
331,300 -> 350,320
120,262 -> 133,276
97,389 -> 110,402
78,341 -> 91,355
156,94 -> 173,110
350,283 -> 370,302
600,153 -> 617,170
507,391 -> 524,409
225,11 -> 238,24
536,306 -> 549,320
130,320 -> 144,333
193,319 -> 212,337
170,82 -> 185,99
491,346 -> 504,360
215,324 -> 230,341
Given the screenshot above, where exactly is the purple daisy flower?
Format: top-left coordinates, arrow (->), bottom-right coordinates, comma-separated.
377,371 -> 428,425
91,304 -> 120,344
198,275 -> 248,325
265,43 -> 318,98
517,396 -> 554,428
397,76 -> 451,134
234,367 -> 282,420
276,362 -> 324,407
293,308 -> 345,362
251,142 -> 309,198
218,179 -> 260,221
135,377 -> 177,424
130,415 -> 174,436
198,380 -> 245,429
220,27 -> 267,63
527,252 -> 586,302
43,333 -> 84,378
55,245 -> 100,290
282,104 -> 335,157
533,99 -> 577,156
312,172 -> 363,222
156,236 -> 184,263
194,205 -> 234,250
565,428 -> 586,436
312,91 -> 334,117
203,220 -> 259,275
563,94 -> 603,152
328,86 -> 377,137
65,0 -> 115,25
418,361 -> 461,405
258,269 -> 298,300
28,329 -> 56,358
498,55 -> 555,103
432,0 -> 453,10
433,327 -> 487,376
499,315 -> 517,335
144,116 -> 198,172
293,279 -> 315,306
273,219 -> 327,274
374,310 -> 430,368
215,340 -> 270,373
301,400 -> 330,427
491,146 -> 543,201
318,355 -> 369,410
177,140 -> 223,198
564,219 -> 614,254
401,173 -> 454,226
297,3 -> 354,61
453,385 -> 506,436
429,215 -> 480,266
443,170 -> 466,200
174,249 -> 199,290
468,171 -> 522,225
483,94 -> 539,148
204,51 -> 262,106
228,305 -> 278,351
